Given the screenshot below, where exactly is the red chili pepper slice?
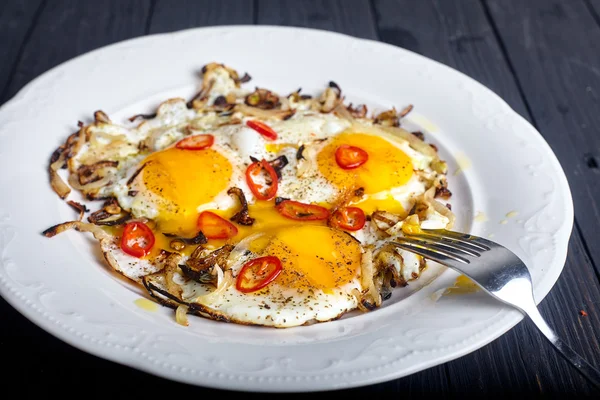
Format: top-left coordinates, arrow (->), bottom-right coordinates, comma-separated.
176,134 -> 214,150
120,221 -> 155,258
330,207 -> 366,231
236,256 -> 282,293
197,211 -> 238,239
246,120 -> 278,140
246,159 -> 279,201
335,145 -> 369,169
275,200 -> 330,221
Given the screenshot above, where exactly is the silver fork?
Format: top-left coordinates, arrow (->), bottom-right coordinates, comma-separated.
392,229 -> 600,388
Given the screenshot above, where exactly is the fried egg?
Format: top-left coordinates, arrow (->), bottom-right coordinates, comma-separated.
47,62 -> 454,328
174,226 -> 362,327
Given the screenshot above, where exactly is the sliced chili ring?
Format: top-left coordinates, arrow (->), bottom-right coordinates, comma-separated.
330,207 -> 366,231
246,120 -> 278,140
176,134 -> 214,150
120,221 -> 155,258
335,144 -> 369,169
236,256 -> 282,293
197,211 -> 238,239
246,159 -> 279,201
275,200 -> 329,221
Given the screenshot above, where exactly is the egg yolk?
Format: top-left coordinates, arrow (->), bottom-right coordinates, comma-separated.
141,147 -> 232,235
248,225 -> 362,292
317,132 -> 413,214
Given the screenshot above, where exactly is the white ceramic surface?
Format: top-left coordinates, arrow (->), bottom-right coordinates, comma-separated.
0,26 -> 573,392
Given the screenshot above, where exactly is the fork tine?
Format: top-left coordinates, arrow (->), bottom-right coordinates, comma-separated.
393,237 -> 471,264
421,229 -> 491,251
403,234 -> 481,257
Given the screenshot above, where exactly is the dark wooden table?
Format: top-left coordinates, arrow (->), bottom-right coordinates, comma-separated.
1,0 -> 599,396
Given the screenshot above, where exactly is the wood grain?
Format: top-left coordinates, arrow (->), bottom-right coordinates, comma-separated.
257,0 -> 378,39
0,0 -> 43,101
149,0 -> 253,33
486,0 -> 600,275
373,0 -> 600,394
2,0 -> 152,103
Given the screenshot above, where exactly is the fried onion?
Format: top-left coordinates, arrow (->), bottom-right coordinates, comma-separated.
227,187 -> 255,226
235,104 -> 295,120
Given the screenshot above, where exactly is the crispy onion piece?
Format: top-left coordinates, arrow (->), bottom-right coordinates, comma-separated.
227,187 -> 255,226
49,152 -> 71,199
68,173 -> 111,192
371,211 -> 402,232
235,104 -> 295,120
67,200 -> 88,221
245,88 -> 280,109
211,95 -> 235,111
77,160 -> 119,185
356,249 -> 381,311
373,108 -> 399,127
398,104 -> 414,118
316,81 -> 343,113
202,62 -> 248,87
94,110 -> 111,124
423,186 -> 455,229
42,221 -> 111,241
175,304 -> 189,326
163,253 -> 183,298
88,198 -> 130,226
142,274 -> 186,309
68,125 -> 87,161
434,177 -> 452,199
188,70 -> 215,109
375,244 -> 407,287
163,231 -> 207,245
332,102 -> 353,120
180,244 -> 235,285
347,103 -> 368,118
194,266 -> 234,301
128,113 -> 157,122
49,125 -> 87,199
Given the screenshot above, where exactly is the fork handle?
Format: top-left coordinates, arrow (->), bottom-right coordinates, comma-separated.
525,305 -> 600,388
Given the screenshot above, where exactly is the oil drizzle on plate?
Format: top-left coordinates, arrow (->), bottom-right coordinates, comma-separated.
474,211 -> 488,222
444,275 -> 480,295
454,152 -> 472,176
134,298 -> 158,312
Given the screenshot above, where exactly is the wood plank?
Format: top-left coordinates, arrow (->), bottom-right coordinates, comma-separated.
148,0 -> 253,34
0,0 -> 44,101
0,0 -> 155,394
257,0 -> 378,39
585,0 -> 600,25
373,0 -> 600,394
486,0 -> 600,274
2,0 -> 152,103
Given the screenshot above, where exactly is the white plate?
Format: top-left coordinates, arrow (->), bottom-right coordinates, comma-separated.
0,26 -> 573,392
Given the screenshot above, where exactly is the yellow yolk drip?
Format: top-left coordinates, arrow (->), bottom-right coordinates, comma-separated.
250,226 -> 362,291
444,275 -> 480,295
141,147 -> 232,235
204,202 -> 327,248
317,132 -> 413,214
